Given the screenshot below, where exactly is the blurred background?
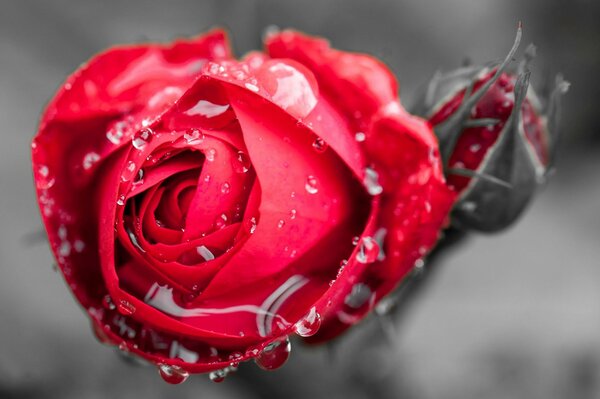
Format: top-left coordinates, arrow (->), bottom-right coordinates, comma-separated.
1,0 -> 599,398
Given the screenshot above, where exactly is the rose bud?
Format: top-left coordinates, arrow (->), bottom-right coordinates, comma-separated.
32,29 -> 455,381
412,26 -> 569,232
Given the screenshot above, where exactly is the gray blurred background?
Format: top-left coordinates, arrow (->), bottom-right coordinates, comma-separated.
1,1 -> 599,398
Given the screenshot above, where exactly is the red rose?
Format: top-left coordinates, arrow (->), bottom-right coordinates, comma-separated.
32,29 -> 455,382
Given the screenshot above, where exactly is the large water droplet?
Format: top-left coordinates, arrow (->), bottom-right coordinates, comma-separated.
157,364 -> 189,384
254,337 -> 291,371
234,151 -> 251,173
117,299 -> 136,316
355,236 -> 380,264
183,129 -> 205,145
364,167 -> 383,196
82,152 -> 100,170
312,137 -> 327,153
36,165 -> 55,189
132,128 -> 153,150
305,175 -> 318,194
295,307 -> 321,337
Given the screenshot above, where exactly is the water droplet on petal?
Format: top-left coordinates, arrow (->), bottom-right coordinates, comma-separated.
116,194 -> 126,206
254,337 -> 291,371
289,209 -> 297,220
364,167 -> 383,196
106,121 -> 127,144
221,182 -> 231,194
183,129 -> 205,145
214,213 -> 228,229
305,175 -> 318,194
355,132 -> 366,142
102,295 -> 116,310
355,236 -> 379,264
209,369 -> 227,383
352,236 -> 360,246
117,299 -> 136,315
121,161 -> 136,182
245,82 -> 259,92
132,128 -> 153,150
196,245 -> 215,261
277,219 -> 285,229
158,364 -> 189,384
185,100 -> 229,118
206,148 -> 216,162
295,307 -> 321,337
234,151 -> 251,173
36,165 -> 55,189
469,143 -> 481,153
312,137 -> 327,152
132,169 -> 144,186
82,152 -> 100,170
248,217 -> 257,234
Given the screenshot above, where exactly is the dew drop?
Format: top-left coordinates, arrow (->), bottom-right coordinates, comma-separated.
206,148 -> 216,162
221,182 -> 231,194
312,137 -> 327,152
355,236 -> 380,264
245,82 -> 259,92
209,369 -> 227,383
117,299 -> 136,316
277,219 -> 285,229
82,152 -> 100,170
234,151 -> 251,173
289,209 -> 297,220
36,165 -> 55,189
295,307 -> 321,337
106,121 -> 127,144
121,161 -> 136,182
364,167 -> 383,196
58,241 -> 71,257
116,194 -> 126,206
248,216 -> 257,234
157,364 -> 189,385
254,337 -> 291,371
352,236 -> 360,246
469,143 -> 482,153
305,175 -> 318,194
355,132 -> 366,142
196,245 -> 215,261
214,213 -> 228,229
183,129 -> 204,145
132,168 -> 144,186
132,128 -> 153,150
102,295 -> 116,310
